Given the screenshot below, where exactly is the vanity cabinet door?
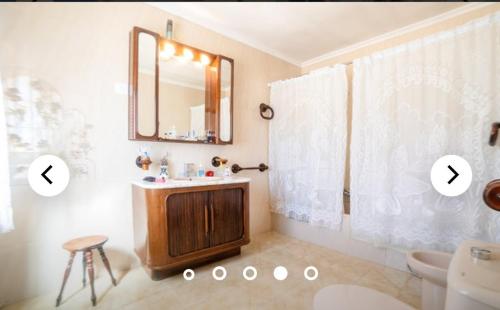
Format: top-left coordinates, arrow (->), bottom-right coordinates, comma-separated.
210,188 -> 244,247
167,192 -> 210,257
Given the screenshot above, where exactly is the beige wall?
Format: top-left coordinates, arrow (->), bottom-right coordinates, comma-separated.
0,3 -> 299,304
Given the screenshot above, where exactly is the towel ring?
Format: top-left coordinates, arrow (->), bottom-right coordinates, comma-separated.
259,103 -> 274,120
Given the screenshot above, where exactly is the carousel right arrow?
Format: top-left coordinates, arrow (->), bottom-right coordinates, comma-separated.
447,165 -> 459,184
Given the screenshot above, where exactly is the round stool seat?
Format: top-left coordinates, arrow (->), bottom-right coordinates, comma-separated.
63,235 -> 108,252
314,285 -> 414,310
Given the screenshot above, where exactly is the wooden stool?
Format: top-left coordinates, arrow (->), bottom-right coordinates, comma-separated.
56,235 -> 117,307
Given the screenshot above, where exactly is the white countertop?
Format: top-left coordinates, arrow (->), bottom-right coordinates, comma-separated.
132,176 -> 251,189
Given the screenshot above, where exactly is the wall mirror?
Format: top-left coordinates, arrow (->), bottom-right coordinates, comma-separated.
219,57 -> 233,143
129,27 -> 234,144
132,29 -> 158,140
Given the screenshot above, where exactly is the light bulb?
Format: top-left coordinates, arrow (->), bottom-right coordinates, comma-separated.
161,43 -> 176,58
200,54 -> 211,66
183,48 -> 194,61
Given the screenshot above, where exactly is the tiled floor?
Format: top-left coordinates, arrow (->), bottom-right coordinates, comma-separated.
5,232 -> 421,309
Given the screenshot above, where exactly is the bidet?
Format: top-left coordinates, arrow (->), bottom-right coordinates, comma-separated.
407,250 -> 452,310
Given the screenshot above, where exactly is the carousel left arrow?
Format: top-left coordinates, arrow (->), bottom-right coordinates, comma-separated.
41,165 -> 53,184
28,155 -> 70,197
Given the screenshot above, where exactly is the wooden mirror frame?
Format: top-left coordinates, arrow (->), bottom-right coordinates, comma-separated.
128,26 -> 234,145
129,27 -> 159,141
217,56 -> 234,145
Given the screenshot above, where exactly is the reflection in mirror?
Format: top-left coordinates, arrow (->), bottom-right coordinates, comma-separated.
158,55 -> 207,141
219,58 -> 232,142
137,32 -> 157,137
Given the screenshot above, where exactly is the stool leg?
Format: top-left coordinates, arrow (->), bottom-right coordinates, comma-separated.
85,250 -> 97,306
98,246 -> 117,286
56,252 -> 76,307
82,253 -> 87,287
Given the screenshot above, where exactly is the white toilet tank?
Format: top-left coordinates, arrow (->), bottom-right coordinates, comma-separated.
445,240 -> 500,310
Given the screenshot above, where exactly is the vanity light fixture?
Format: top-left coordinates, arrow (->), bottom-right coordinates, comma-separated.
183,48 -> 194,61
200,54 -> 211,66
161,42 -> 176,58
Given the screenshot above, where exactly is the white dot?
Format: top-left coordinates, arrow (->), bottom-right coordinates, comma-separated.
183,269 -> 195,281
242,266 -> 257,281
430,155 -> 472,197
273,266 -> 288,281
28,155 -> 70,197
304,266 -> 318,281
212,266 -> 227,281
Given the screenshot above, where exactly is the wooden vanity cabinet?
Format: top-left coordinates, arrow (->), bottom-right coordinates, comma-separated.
166,191 -> 210,257
132,182 -> 249,280
210,188 -> 244,247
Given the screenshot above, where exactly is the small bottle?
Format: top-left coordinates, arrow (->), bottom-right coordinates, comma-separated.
217,162 -> 225,177
198,164 -> 205,177
223,165 -> 231,177
184,163 -> 196,177
158,155 -> 169,182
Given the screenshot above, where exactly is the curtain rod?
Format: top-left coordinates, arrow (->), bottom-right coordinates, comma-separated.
267,61 -> 353,87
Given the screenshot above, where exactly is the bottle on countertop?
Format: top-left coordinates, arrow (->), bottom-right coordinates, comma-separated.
157,154 -> 169,182
184,163 -> 196,178
223,165 -> 231,177
217,159 -> 230,177
198,164 -> 205,177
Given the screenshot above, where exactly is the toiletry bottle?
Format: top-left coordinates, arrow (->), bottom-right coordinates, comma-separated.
218,162 -> 225,177
184,163 -> 196,177
158,155 -> 169,182
198,164 -> 205,177
223,165 -> 231,177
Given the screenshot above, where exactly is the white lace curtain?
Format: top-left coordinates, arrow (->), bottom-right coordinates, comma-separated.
351,13 -> 500,251
0,74 -> 14,233
269,65 -> 347,230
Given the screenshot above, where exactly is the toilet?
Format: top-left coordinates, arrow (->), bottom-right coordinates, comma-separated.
407,250 -> 453,310
313,285 -> 414,310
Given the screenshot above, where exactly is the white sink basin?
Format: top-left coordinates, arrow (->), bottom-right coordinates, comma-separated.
172,176 -> 223,182
446,240 -> 500,310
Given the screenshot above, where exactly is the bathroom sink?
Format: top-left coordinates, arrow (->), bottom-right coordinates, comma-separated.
172,176 -> 223,182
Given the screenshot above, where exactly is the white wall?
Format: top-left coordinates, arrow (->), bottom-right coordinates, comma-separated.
0,3 -> 300,305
